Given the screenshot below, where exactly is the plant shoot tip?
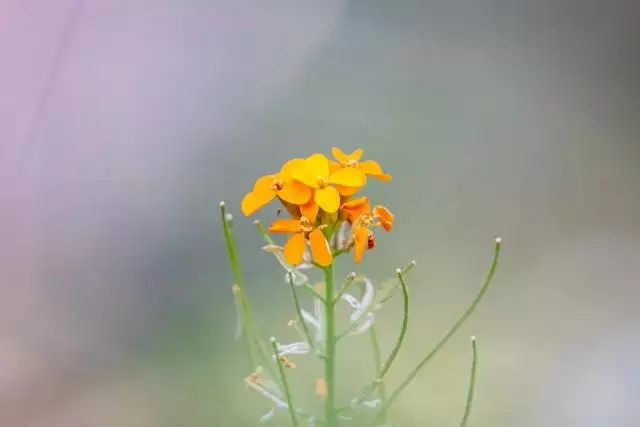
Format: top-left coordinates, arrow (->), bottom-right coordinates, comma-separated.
219,201 -> 225,207
411,260 -> 417,265
495,236 -> 502,243
253,219 -> 260,225
395,268 -> 402,274
471,335 -> 476,341
270,336 -> 277,343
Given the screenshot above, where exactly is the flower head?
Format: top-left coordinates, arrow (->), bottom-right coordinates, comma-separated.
292,153 -> 365,213
268,216 -> 332,266
241,158 -> 311,216
331,147 -> 392,189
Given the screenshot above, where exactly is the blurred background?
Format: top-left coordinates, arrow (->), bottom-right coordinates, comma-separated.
2,0 -> 640,426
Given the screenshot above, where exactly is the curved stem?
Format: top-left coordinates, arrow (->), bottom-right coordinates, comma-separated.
323,265 -> 338,427
287,272 -> 315,350
459,337 -> 478,427
378,239 -> 501,417
220,204 -> 278,382
271,338 -> 300,427
348,268 -> 410,407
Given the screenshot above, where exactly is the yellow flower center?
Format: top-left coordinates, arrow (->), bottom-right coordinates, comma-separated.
299,216 -> 313,233
271,179 -> 284,191
345,159 -> 358,168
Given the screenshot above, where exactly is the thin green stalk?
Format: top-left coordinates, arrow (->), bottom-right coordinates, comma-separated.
459,336 -> 478,427
219,202 -> 279,382
349,267 -> 410,407
303,283 -> 326,302
323,265 -> 338,427
271,338 -> 300,427
368,326 -> 388,423
377,238 -> 501,418
333,272 -> 357,304
287,272 -> 314,350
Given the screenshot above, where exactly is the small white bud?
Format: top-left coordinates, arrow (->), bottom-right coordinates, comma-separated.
270,336 -> 277,343
395,268 -> 402,274
495,237 -> 502,243
410,260 -> 417,266
225,213 -> 233,221
219,201 -> 225,207
471,335 -> 476,341
253,219 -> 260,225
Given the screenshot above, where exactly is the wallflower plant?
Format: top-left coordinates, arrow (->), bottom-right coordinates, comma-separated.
220,148 -> 501,427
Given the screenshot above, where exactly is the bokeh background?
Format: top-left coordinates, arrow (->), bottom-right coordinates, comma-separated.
2,0 -> 640,426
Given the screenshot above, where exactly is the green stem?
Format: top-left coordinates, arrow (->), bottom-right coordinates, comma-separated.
271,338 -> 300,427
377,239 -> 501,418
219,203 -> 279,383
459,337 -> 478,427
368,326 -> 388,423
287,272 -> 314,350
349,267 -> 410,408
323,265 -> 338,427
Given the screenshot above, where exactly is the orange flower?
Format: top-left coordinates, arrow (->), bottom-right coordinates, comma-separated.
349,203 -> 394,263
331,147 -> 392,191
292,153 -> 365,213
268,216 -> 332,267
340,196 -> 371,223
241,159 -> 311,216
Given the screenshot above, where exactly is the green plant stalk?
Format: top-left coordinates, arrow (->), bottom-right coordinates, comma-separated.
219,203 -> 279,383
287,272 -> 315,350
459,337 -> 478,427
368,325 -> 389,423
349,268 -> 410,408
376,239 -> 501,419
271,338 -> 300,427
323,265 -> 338,427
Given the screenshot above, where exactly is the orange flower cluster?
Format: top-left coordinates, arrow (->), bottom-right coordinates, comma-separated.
241,148 -> 394,267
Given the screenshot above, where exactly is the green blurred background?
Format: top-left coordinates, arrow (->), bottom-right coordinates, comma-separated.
2,0 -> 640,426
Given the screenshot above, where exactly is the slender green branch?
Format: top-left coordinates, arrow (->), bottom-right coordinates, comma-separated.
348,267 -> 411,407
459,336 -> 478,427
303,283 -> 326,303
287,272 -> 315,350
379,269 -> 410,378
323,265 -> 338,427
219,202 -> 279,383
368,326 -> 389,423
333,272 -> 357,305
377,238 -> 501,417
270,338 -> 300,427
254,219 -> 275,245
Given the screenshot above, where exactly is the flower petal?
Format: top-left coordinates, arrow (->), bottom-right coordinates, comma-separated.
241,190 -> 275,216
292,165 -> 319,188
253,174 -> 276,194
331,147 -> 349,164
329,167 -> 366,188
314,186 -> 340,213
335,184 -> 360,196
358,160 -> 386,176
340,196 -> 370,221
269,219 -> 301,233
309,228 -> 332,266
373,205 -> 394,231
372,172 -> 392,181
304,153 -> 330,178
353,226 -> 370,264
284,232 -> 305,265
277,180 -> 311,205
278,158 -> 305,181
329,160 -> 342,174
300,198 -> 319,223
